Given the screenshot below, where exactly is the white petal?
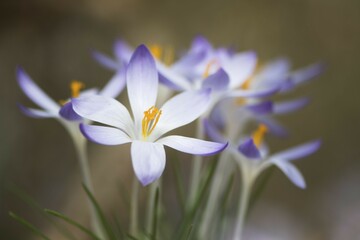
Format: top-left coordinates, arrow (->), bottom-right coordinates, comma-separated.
100,68 -> 126,98
72,95 -> 134,137
80,124 -> 132,145
126,45 -> 158,124
222,51 -> 257,89
17,67 -> 60,114
131,141 -> 166,186
155,89 -> 211,136
157,135 -> 227,156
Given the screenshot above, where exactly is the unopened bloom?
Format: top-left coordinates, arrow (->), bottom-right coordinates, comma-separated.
72,45 -> 227,186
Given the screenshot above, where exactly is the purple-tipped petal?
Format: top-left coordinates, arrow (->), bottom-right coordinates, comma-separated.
17,103 -> 57,118
100,68 -> 126,98
290,63 -> 324,86
203,118 -> 227,143
72,95 -> 134,136
191,35 -> 213,53
80,124 -> 132,145
158,74 -> 187,91
246,101 -> 273,115
270,140 -> 321,162
131,141 -> 166,186
157,135 -> 228,156
273,98 -> 309,114
16,66 -> 60,114
155,89 -> 211,136
171,49 -> 207,77
126,45 -> 158,123
92,51 -> 120,70
59,102 -> 83,121
113,39 -> 133,63
238,138 -> 261,159
274,160 -> 306,189
227,85 -> 279,98
202,68 -> 230,91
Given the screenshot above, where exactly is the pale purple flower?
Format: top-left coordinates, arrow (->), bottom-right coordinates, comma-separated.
72,45 -> 227,186
17,66 -> 126,122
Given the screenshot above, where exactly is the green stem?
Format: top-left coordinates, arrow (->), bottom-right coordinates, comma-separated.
198,151 -> 230,239
146,180 -> 160,234
72,133 -> 105,239
233,163 -> 253,240
188,118 -> 204,205
130,176 -> 140,236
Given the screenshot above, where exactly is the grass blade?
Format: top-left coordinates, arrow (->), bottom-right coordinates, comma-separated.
82,184 -> 117,240
9,211 -> 51,240
44,209 -> 101,240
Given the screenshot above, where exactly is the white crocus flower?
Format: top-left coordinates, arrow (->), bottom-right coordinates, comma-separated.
72,45 -> 227,186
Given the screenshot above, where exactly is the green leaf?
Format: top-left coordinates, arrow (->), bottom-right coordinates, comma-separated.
8,185 -> 77,240
82,184 -> 117,240
44,209 -> 101,240
9,211 -> 51,240
177,156 -> 219,239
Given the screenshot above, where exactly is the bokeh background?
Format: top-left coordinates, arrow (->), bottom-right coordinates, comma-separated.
0,0 -> 359,239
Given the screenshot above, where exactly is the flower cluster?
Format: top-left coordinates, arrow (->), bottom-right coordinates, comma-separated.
17,36 -> 322,239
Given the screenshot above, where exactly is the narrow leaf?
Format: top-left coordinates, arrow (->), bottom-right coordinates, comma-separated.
9,211 -> 51,240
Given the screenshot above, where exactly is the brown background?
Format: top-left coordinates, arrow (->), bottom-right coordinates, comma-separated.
0,0 -> 359,239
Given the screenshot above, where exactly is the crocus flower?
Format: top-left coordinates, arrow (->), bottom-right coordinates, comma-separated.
17,66 -> 126,123
72,45 -> 227,186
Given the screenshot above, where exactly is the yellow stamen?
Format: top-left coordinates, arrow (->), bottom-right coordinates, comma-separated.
203,59 -> 218,78
252,124 -> 268,147
142,106 -> 162,139
149,44 -> 174,66
149,44 -> 163,60
70,80 -> 85,98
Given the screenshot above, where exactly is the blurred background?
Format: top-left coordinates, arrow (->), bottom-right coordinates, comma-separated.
0,0 -> 359,239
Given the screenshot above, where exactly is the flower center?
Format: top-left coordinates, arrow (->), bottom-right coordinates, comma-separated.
142,106 -> 162,139
149,44 -> 174,66
252,124 -> 268,147
203,59 -> 218,78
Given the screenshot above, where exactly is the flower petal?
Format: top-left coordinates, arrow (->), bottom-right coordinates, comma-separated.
131,141 -> 166,186
126,45 -> 158,123
203,118 -> 227,143
72,95 -> 134,136
155,89 -> 211,136
59,102 -> 83,121
157,61 -> 192,90
157,135 -> 227,156
246,101 -> 273,115
80,124 -> 132,145
290,63 -> 324,86
255,116 -> 288,137
273,98 -> 309,114
238,138 -> 261,159
202,68 -> 230,91
17,103 -> 57,118
270,140 -> 321,162
273,160 -> 306,189
16,66 -> 60,114
100,68 -> 126,98
113,39 -> 133,63
92,51 -> 120,70
223,51 -> 257,89
227,86 -> 279,98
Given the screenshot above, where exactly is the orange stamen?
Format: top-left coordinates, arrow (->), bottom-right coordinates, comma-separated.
252,124 -> 268,147
142,106 -> 162,139
70,80 -> 84,98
